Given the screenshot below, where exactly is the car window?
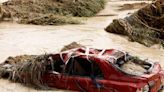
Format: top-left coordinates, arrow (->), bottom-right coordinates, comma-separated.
92,62 -> 104,79
64,57 -> 104,79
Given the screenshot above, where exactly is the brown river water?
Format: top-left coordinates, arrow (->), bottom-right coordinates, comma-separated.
0,0 -> 163,92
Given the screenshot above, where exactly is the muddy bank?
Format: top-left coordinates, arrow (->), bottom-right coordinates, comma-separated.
0,0 -> 105,25
106,0 -> 164,47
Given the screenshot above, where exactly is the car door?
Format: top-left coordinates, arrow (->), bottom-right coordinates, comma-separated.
62,56 -> 92,91
87,61 -> 118,92
64,75 -> 117,92
63,56 -> 117,92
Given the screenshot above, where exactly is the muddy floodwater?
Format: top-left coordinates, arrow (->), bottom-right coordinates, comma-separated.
0,0 -> 163,92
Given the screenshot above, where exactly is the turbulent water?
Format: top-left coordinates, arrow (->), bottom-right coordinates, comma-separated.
0,1 -> 163,92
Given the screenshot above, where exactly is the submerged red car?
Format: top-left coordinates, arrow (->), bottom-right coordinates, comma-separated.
41,47 -> 164,92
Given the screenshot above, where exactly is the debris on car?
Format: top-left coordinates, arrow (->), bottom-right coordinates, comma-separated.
0,47 -> 163,92
60,42 -> 84,52
0,54 -> 50,88
120,57 -> 150,75
105,0 -> 164,47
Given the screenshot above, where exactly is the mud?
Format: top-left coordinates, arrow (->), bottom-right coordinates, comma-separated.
120,57 -> 149,75
0,0 -> 105,25
121,61 -> 147,75
105,0 -> 164,47
118,2 -> 148,10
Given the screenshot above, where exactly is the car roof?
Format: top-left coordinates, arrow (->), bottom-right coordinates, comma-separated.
60,47 -> 126,63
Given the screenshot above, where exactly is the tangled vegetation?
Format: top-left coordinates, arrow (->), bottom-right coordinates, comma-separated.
0,0 -> 105,25
105,0 -> 164,47
0,55 -> 50,89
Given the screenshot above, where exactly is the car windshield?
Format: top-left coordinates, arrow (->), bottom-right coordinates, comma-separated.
112,54 -> 153,75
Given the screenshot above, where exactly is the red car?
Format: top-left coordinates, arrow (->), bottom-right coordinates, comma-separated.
42,47 -> 164,92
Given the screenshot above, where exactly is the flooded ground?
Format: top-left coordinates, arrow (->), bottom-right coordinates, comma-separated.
0,0 -> 163,92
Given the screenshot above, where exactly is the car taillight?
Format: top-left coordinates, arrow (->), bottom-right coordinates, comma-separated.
136,85 -> 149,92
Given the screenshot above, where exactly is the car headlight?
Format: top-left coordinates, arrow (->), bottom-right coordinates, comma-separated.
136,85 -> 149,92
